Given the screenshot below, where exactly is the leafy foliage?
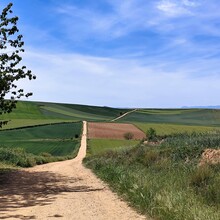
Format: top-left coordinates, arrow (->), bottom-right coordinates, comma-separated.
124,132 -> 134,140
0,147 -> 76,168
161,131 -> 220,161
0,3 -> 35,127
0,122 -> 82,156
146,127 -> 157,141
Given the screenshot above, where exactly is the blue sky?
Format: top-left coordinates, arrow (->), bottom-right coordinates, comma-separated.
1,0 -> 220,108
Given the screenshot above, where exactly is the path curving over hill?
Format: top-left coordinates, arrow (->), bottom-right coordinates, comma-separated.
111,109 -> 137,122
0,121 -> 146,220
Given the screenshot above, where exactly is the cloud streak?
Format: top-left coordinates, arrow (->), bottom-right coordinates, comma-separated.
2,0 -> 220,107
156,0 -> 197,17
52,0 -> 220,60
20,49 -> 220,108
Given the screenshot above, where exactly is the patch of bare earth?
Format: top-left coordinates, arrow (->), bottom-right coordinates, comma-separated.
0,121 -> 146,220
199,148 -> 220,166
88,122 -> 146,140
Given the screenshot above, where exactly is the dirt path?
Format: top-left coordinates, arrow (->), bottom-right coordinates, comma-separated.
111,109 -> 137,122
0,121 -> 146,220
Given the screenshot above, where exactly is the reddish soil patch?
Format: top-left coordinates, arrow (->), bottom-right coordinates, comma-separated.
88,122 -> 145,140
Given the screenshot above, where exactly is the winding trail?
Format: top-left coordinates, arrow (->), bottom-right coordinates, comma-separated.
0,121 -> 146,220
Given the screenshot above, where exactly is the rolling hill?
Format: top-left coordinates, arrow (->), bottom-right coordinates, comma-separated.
118,108 -> 220,127
0,101 -> 129,129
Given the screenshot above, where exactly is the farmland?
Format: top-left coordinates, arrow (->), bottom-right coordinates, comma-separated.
0,122 -> 82,156
118,108 -> 220,127
135,122 -> 218,135
88,122 -> 145,140
0,101 -> 129,129
87,139 -> 139,156
0,101 -> 130,168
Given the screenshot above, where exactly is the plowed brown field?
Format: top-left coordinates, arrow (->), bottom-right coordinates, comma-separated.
88,122 -> 145,140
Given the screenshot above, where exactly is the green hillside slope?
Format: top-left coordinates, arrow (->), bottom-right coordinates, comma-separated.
0,101 -> 128,129
118,108 -> 220,127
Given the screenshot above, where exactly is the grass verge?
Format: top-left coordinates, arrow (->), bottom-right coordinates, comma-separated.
87,139 -> 139,156
0,143 -> 80,169
84,131 -> 220,220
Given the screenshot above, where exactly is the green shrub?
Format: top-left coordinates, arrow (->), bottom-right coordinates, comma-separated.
0,147 -> 75,168
161,131 -> 220,161
124,132 -> 134,140
146,128 -> 157,141
0,147 -> 36,167
40,152 -> 52,157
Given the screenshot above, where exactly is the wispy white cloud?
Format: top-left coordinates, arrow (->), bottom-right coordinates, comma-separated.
156,0 -> 194,17
20,48 -> 220,108
52,0 -> 220,55
54,0 -> 156,39
8,0 -> 220,107
182,0 -> 198,7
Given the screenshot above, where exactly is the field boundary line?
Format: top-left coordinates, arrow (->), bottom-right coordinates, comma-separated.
111,109 -> 137,122
0,121 -> 80,131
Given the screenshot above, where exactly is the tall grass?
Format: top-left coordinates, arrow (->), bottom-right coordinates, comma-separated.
84,131 -> 220,220
0,146 -> 80,168
161,131 -> 220,161
87,139 -> 139,156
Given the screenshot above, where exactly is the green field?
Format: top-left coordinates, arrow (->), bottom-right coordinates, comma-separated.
87,139 -> 139,156
135,122 -> 218,135
1,100 -> 220,219
0,140 -> 79,156
0,101 -> 128,129
2,101 -> 220,131
0,122 -> 82,156
0,119 -> 76,130
119,108 -> 220,127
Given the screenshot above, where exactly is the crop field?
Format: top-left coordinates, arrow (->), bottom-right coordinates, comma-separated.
88,122 -> 146,140
0,101 -> 129,129
87,139 -> 139,156
135,122 -> 218,135
0,140 -> 79,156
0,119 -> 76,130
118,108 -> 220,127
0,122 -> 82,156
2,101 -> 220,131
